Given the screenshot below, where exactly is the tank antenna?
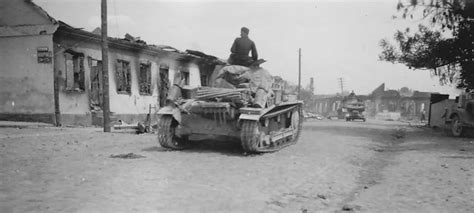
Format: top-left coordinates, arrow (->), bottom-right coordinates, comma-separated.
298,48 -> 301,99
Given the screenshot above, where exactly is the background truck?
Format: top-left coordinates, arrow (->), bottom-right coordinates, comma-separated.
447,92 -> 474,137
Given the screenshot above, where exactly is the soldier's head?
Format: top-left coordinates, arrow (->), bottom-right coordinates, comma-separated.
240,27 -> 249,37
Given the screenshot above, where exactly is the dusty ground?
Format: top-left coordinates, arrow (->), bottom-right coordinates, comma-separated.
0,119 -> 473,212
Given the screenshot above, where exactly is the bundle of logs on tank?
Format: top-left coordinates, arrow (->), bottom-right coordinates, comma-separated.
196,87 -> 251,105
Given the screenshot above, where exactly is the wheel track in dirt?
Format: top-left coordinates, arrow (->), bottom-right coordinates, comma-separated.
335,126 -> 411,211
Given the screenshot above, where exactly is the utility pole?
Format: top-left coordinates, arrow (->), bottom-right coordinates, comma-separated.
338,77 -> 344,96
298,48 -> 301,99
101,0 -> 111,132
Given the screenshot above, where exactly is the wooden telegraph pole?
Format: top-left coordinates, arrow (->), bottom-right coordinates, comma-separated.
101,0 -> 111,132
298,48 -> 301,99
338,77 -> 344,96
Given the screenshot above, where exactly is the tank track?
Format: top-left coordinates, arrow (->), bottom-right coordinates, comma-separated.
157,115 -> 185,149
240,105 -> 303,153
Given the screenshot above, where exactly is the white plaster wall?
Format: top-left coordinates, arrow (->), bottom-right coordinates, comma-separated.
188,63 -> 201,88
108,51 -> 159,114
0,35 -> 55,113
54,39 -> 160,115
54,45 -> 94,115
53,34 -> 206,116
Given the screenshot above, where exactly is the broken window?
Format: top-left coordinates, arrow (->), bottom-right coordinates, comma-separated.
139,63 -> 152,95
159,67 -> 169,107
181,70 -> 190,86
115,60 -> 131,94
89,58 -> 103,108
64,51 -> 85,91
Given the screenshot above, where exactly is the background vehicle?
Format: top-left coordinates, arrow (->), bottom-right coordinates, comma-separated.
343,91 -> 366,122
303,111 -> 323,120
447,92 -> 474,137
157,62 -> 303,153
345,107 -> 366,122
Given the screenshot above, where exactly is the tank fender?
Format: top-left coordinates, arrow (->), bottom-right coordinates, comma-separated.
157,106 -> 182,124
239,113 -> 261,121
449,112 -> 460,120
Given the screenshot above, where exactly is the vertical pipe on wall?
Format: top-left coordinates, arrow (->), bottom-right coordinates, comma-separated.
53,66 -> 61,126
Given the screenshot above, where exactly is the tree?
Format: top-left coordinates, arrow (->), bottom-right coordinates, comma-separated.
379,0 -> 474,92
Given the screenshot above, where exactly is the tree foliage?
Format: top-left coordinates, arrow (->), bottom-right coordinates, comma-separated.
379,0 -> 474,92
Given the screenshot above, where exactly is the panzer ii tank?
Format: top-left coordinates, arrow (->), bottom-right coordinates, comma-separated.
157,61 -> 303,153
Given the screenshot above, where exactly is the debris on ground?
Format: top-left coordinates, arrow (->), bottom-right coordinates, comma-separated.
113,118 -> 157,134
391,128 -> 406,139
113,120 -> 139,130
109,153 -> 146,159
370,147 -> 385,152
317,194 -> 327,199
342,204 -> 361,211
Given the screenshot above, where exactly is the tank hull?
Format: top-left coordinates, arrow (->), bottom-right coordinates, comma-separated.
156,64 -> 304,153
158,100 -> 303,153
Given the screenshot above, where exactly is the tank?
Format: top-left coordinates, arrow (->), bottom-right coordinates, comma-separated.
156,61 -> 303,153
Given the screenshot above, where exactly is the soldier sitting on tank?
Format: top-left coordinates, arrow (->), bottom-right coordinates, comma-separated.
228,27 -> 258,67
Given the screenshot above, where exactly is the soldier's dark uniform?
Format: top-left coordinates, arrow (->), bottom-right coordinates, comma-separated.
229,28 -> 258,67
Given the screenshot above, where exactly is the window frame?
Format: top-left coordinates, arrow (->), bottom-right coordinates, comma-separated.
64,51 -> 85,92
115,59 -> 132,94
138,62 -> 152,96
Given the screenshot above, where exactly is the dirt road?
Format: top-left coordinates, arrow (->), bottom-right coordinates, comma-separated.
1,120 -> 473,212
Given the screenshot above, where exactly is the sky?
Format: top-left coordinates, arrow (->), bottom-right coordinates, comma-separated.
35,0 -> 462,96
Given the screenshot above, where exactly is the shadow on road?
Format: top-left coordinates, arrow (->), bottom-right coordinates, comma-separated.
305,121 -> 473,154
141,146 -> 168,152
303,124 -> 402,143
141,140 -> 249,157
442,155 -> 474,159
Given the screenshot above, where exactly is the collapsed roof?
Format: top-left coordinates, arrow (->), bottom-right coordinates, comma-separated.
25,0 -> 225,65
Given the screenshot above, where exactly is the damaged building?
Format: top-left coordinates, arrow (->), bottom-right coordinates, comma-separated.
313,83 -> 432,121
0,0 -> 222,126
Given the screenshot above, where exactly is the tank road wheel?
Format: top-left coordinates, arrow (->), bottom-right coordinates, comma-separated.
240,120 -> 267,153
451,115 -> 465,137
290,107 -> 303,142
157,115 -> 185,149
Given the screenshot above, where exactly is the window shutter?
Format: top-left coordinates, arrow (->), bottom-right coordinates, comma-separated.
65,53 -> 74,89
79,57 -> 85,90
126,63 -> 131,93
115,60 -> 122,92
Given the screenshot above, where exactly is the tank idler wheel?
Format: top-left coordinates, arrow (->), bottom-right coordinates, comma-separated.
240,105 -> 303,153
157,115 -> 186,149
240,120 -> 266,152
290,108 -> 302,142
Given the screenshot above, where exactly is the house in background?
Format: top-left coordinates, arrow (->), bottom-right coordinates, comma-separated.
367,83 -> 432,121
313,95 -> 344,118
0,0 -> 222,126
312,83 -> 433,121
